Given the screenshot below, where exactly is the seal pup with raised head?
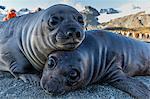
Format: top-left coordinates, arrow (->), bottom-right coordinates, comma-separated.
41,30 -> 150,98
0,4 -> 85,78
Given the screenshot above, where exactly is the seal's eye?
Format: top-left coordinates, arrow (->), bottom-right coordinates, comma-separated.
48,56 -> 57,69
68,69 -> 80,81
49,16 -> 59,26
78,16 -> 84,25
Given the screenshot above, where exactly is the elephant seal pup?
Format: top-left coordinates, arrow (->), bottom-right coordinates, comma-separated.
41,30 -> 150,98
0,4 -> 85,76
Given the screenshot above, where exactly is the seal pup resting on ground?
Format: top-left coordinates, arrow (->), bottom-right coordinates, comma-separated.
0,4 -> 85,78
41,30 -> 150,98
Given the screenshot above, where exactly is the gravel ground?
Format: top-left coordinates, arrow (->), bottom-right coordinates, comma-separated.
0,72 -> 150,99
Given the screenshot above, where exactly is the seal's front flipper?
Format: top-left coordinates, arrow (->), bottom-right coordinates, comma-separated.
19,74 -> 41,86
109,76 -> 150,99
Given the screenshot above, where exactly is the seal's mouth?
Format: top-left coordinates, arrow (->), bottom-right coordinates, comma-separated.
40,77 -> 66,95
63,42 -> 79,46
55,41 -> 80,50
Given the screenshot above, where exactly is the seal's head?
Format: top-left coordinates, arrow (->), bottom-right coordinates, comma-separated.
41,4 -> 85,50
40,51 -> 87,95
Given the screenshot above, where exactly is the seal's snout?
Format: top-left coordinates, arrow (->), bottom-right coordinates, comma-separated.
40,76 -> 65,95
66,27 -> 83,40
54,26 -> 84,49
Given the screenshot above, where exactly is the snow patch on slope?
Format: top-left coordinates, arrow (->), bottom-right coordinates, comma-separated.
98,2 -> 150,23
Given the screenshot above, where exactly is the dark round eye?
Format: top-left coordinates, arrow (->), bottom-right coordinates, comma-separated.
68,69 -> 79,81
48,57 -> 57,69
49,16 -> 59,26
78,16 -> 84,25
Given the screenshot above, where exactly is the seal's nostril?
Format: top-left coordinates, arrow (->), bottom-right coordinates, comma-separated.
67,28 -> 81,38
67,28 -> 76,37
76,31 -> 81,38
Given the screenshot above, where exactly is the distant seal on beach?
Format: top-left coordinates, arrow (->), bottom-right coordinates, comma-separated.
41,30 -> 150,98
0,4 -> 85,76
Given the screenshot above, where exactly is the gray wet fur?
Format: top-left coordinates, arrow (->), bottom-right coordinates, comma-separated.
0,4 -> 85,76
42,30 -> 150,98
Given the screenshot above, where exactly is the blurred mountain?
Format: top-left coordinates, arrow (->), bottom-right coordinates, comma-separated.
82,4 -> 150,34
0,6 -> 5,10
103,11 -> 150,28
100,8 -> 120,14
17,8 -> 31,16
0,5 -> 6,21
81,6 -> 100,29
98,3 -> 150,23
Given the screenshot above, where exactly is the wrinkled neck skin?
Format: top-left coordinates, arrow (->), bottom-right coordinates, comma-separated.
17,11 -> 55,71
78,30 -> 150,87
79,33 -> 120,86
78,34 -> 109,87
85,50 -> 111,86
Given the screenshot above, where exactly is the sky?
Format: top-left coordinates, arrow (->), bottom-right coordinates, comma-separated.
0,0 -> 150,11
